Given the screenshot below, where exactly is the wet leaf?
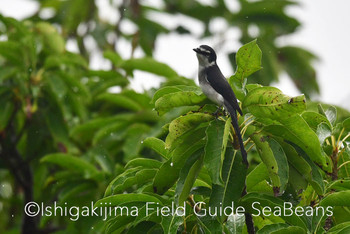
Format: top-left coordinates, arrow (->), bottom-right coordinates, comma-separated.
204,120 -> 226,184
155,91 -> 207,116
121,57 -> 178,78
41,153 -> 99,177
229,39 -> 262,100
165,113 -> 213,148
251,134 -> 288,195
320,191 -> 350,207
243,86 -> 306,120
264,114 -> 329,171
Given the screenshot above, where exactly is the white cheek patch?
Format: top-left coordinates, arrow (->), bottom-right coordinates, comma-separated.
199,47 -> 210,54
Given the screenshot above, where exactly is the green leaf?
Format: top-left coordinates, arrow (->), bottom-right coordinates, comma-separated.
104,167 -> 139,196
0,41 -> 25,66
70,115 -> 130,145
175,151 -> 203,205
123,123 -> 150,161
97,93 -> 143,111
320,191 -> 350,207
165,113 -> 213,148
125,158 -> 162,169
343,117 -> 350,132
264,114 -> 329,171
121,57 -> 178,78
41,153 -> 99,177
86,70 -> 128,96
328,222 -> 350,234
207,148 -> 247,217
316,122 -> 332,144
277,140 -> 323,194
204,120 -> 226,185
35,22 -> 65,54
142,137 -> 168,159
338,146 -> 350,178
257,223 -> 303,234
327,180 -> 350,192
44,53 -> 88,69
104,50 -> 123,67
106,168 -> 157,196
288,167 -> 308,192
246,163 -> 272,194
105,215 -> 135,234
229,39 -> 262,100
225,214 -> 245,234
155,91 -> 207,116
269,226 -> 306,234
301,111 -> 332,132
0,102 -> 14,131
0,67 -> 18,83
95,194 -> 162,208
160,213 -> 184,234
267,138 -> 289,194
197,216 -> 223,233
222,117 -> 232,160
325,106 -> 337,126
58,181 -> 95,202
235,39 -> 263,79
251,134 -> 288,195
131,205 -> 161,230
153,125 -> 207,194
242,86 -> 306,120
45,101 -> 70,146
221,148 -> 247,209
240,193 -> 307,230
92,121 -> 129,145
152,85 -> 202,104
288,143 -> 325,195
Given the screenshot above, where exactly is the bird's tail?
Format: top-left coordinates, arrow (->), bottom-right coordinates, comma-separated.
224,101 -> 248,167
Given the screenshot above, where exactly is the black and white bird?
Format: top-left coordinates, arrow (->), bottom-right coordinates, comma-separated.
193,45 -> 248,166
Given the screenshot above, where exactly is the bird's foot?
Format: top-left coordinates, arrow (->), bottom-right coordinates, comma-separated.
212,106 -> 224,118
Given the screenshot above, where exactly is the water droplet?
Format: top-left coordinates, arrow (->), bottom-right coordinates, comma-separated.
177,209 -> 185,216
170,162 -> 173,167
141,141 -> 143,144
123,8 -> 126,11
11,214 -> 14,218
245,16 -> 249,19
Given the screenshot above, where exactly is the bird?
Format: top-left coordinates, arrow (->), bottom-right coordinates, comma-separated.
193,45 -> 248,167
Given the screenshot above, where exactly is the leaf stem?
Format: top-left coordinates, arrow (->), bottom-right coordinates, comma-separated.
337,127 -> 345,148
337,160 -> 350,170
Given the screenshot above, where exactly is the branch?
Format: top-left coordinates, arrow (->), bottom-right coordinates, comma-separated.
241,188 -> 255,234
0,104 -> 38,234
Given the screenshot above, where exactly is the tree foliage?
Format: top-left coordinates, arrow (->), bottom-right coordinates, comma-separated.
1,1 -> 350,233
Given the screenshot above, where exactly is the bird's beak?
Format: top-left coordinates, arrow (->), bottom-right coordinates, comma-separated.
193,48 -> 200,53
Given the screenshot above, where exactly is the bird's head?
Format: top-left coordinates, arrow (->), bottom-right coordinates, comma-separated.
193,45 -> 217,67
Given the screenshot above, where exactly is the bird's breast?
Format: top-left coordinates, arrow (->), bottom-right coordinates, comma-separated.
198,72 -> 224,106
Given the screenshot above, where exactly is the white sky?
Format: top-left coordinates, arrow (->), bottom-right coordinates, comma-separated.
0,0 -> 349,110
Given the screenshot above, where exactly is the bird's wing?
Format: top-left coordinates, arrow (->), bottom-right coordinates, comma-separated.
206,66 -> 243,115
